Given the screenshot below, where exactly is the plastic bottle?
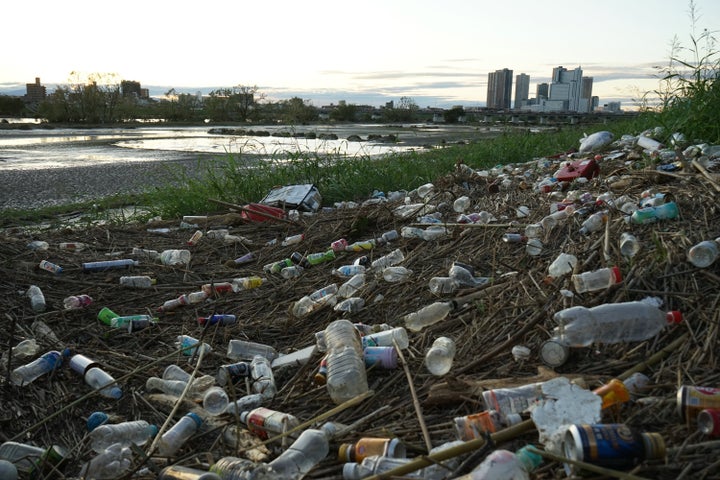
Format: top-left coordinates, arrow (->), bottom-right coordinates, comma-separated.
449,263 -> 489,287
453,196 -> 472,212
187,230 -> 203,246
404,301 -> 455,332
339,437 -> 405,462
482,381 -> 547,417
225,393 -> 265,416
428,277 -> 459,295
26,285 -> 46,312
579,210 -> 608,235
630,201 -> 679,224
371,249 -> 405,270
10,350 -> 63,386
163,364 -> 192,382
176,335 -> 212,357
281,265 -> 305,279
525,238 -> 543,256
232,276 -> 266,291
63,294 -> 93,310
281,233 -> 305,246
548,253 -> 578,278
39,259 -> 63,274
111,314 -> 158,332
68,353 -> 123,399
201,282 -> 234,296
158,412 -> 203,456
343,456 -> 417,480
217,362 -> 250,387
266,428 -> 330,478
572,266 -> 622,293
305,249 -> 336,266
203,386 -> 230,416
27,240 -> 49,251
79,443 -> 133,479
425,337 -> 456,376
553,300 -> 683,347
332,265 -> 366,277
620,232 -> 640,257
119,276 -> 156,288
361,327 -> 410,350
132,247 -> 160,260
524,223 -> 543,238
250,355 -> 277,399
88,420 -> 158,453
227,339 -> 278,362
540,205 -> 575,231
345,239 -> 376,252
0,459 -> 17,480
457,446 -> 542,480
160,249 -> 192,266
324,319 -> 369,405
382,266 -> 413,283
454,410 -> 522,441
82,259 -> 139,272
159,465 -> 221,480
0,339 -> 39,369
160,294 -> 189,312
334,297 -> 366,313
240,407 -> 301,440
291,284 -> 338,318
337,274 -> 366,298
364,346 -> 398,369
687,238 -> 720,268
0,441 -> 68,477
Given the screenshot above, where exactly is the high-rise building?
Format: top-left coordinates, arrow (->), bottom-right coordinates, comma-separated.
25,77 -> 46,103
536,83 -> 549,99
547,66 -> 592,112
514,73 -> 530,110
486,68 -> 513,110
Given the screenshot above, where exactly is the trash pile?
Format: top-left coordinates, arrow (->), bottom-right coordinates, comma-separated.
1,128 -> 720,479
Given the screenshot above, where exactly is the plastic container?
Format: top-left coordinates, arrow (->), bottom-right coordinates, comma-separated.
687,238 -> 720,268
250,355 -> 277,399
579,210 -> 608,235
571,266 -> 622,293
146,377 -> 194,397
339,437 -> 405,463
457,446 -> 542,480
26,285 -> 46,312
620,232 -> 641,257
363,346 -> 398,369
548,253 -> 578,278
163,364 -> 192,382
69,353 -> 123,399
158,412 -> 203,456
203,386 -> 230,416
482,382 -> 546,417
217,362 -> 250,386
110,314 -> 158,332
240,407 -> 301,440
630,201 -> 679,224
10,350 -> 63,386
232,276 -> 265,291
342,456 -> 415,480
553,301 -> 682,347
198,314 -> 237,327
82,259 -> 139,272
454,410 -> 522,441
337,274 -> 366,298
332,265 -> 366,277
160,294 -> 189,312
425,337 -> 456,376
132,247 -> 160,260
266,428 -> 330,478
371,249 -> 405,270
186,230 -> 203,246
88,420 -> 158,453
160,249 -> 192,266
0,460 -> 17,480
97,307 -> 120,326
224,393 -> 265,416
404,301 -> 455,332
428,277 -> 459,295
525,238 -> 543,256
0,441 -> 68,477
453,196 -> 471,213
159,465 -> 221,480
382,266 -> 413,283
39,259 -> 63,274
449,264 -> 488,287
361,327 -> 409,350
334,297 -> 366,313
227,339 -> 278,362
324,319 -> 369,405
280,265 -> 305,279
63,294 -> 93,310
305,249 -> 336,266
176,335 -> 212,357
119,276 -> 155,288
0,339 -> 39,369
291,284 -> 338,318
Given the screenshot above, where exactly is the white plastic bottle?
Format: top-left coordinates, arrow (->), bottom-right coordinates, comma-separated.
79,443 -> 133,480
26,285 -> 46,312
266,428 -> 330,478
547,253 -> 577,278
361,327 -> 410,350
456,446 -> 542,479
10,350 -> 63,386
687,238 -> 720,268
337,274 -> 366,298
553,300 -> 683,347
119,276 -> 155,288
227,339 -> 278,362
158,412 -> 203,456
571,266 -> 622,293
425,337 -> 456,376
88,420 -> 158,453
250,355 -> 277,399
382,266 -> 413,283
579,210 -> 608,235
404,301 -> 455,332
324,319 -> 369,405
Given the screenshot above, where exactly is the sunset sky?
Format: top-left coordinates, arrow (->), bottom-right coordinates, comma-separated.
3,0 -> 718,108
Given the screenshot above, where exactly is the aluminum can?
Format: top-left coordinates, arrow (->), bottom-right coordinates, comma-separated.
677,385 -> 720,421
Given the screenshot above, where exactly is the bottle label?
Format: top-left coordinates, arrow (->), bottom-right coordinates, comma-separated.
246,407 -> 275,439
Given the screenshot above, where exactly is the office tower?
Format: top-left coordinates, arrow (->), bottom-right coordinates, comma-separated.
486,68 -> 513,109
514,73 -> 530,109
549,66 -> 585,112
536,83 -> 549,99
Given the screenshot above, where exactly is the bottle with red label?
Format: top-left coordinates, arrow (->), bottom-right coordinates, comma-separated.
239,407 -> 300,440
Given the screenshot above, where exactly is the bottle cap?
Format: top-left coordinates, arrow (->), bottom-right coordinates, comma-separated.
186,412 -> 203,427
149,424 -> 160,438
640,432 -> 666,459
611,266 -> 622,282
87,411 -> 109,431
540,339 -> 570,367
338,443 -> 353,461
666,311 -> 683,324
342,463 -> 361,480
386,437 -> 405,458
0,460 -> 17,480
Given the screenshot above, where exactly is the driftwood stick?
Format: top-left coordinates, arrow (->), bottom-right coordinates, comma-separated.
395,339 -> 433,453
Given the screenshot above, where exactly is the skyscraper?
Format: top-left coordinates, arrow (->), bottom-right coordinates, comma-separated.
514,73 -> 530,110
548,66 -> 591,112
486,68 -> 513,109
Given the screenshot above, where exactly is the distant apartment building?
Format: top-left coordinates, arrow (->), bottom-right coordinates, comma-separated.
514,73 -> 530,110
486,68 -> 513,110
25,77 -> 46,103
121,80 -> 149,99
524,66 -> 594,113
536,83 -> 549,99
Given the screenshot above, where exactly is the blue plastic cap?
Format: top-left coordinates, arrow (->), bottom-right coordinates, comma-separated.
149,424 -> 160,437
187,412 -> 203,427
87,411 -> 109,431
0,459 -> 18,480
107,386 -> 123,400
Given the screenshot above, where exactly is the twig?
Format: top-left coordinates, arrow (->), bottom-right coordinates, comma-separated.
691,159 -> 720,193
394,338 -> 433,452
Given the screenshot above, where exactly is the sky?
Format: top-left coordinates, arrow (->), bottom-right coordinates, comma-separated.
3,0 -> 719,109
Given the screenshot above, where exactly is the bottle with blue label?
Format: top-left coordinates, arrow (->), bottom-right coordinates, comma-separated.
10,350 -> 64,386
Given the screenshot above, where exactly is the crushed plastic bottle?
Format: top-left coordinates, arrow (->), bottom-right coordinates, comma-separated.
629,201 -> 679,224
404,301 -> 455,332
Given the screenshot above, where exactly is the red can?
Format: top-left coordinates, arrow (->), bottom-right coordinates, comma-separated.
698,409 -> 720,436
677,386 -> 720,422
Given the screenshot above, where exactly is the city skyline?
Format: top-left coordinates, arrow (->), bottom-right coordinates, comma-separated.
3,0 -> 719,109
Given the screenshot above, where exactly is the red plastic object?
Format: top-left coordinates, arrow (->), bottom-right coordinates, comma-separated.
240,203 -> 287,222
555,159 -> 600,182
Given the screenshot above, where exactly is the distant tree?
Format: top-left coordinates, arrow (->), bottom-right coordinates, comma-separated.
330,102 -> 357,122
279,97 -> 317,124
444,106 -> 465,124
0,95 -> 26,116
205,85 -> 263,122
383,96 -> 419,122
38,72 -> 122,123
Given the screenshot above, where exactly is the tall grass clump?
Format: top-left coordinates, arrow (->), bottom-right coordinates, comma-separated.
641,1 -> 719,144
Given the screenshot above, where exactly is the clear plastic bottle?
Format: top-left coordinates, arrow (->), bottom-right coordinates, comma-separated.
26,285 -> 46,313
160,249 -> 192,266
240,407 -> 301,440
224,393 -> 265,416
428,277 -> 459,295
227,339 -> 278,362
453,196 -> 471,213
620,232 -> 640,257
382,266 -> 413,283
198,314 -> 237,327
343,456 -> 417,480
482,381 -> 547,417
158,412 -> 203,456
572,266 -> 622,293
332,265 -> 366,277
334,297 -> 366,313
132,247 -> 160,260
163,364 -> 191,382
548,253 -> 578,278
524,223 -> 544,238
10,350 -> 63,386
324,319 -> 369,405
63,294 -> 93,310
371,249 -> 405,270
630,201 -> 679,224
525,238 -> 543,256
540,206 -> 575,231
361,327 -> 410,350
456,446 -> 542,480
68,353 -> 123,399
203,386 -> 229,416
579,210 -> 608,235
160,294 -> 189,312
159,465 -> 221,480
553,300 -> 683,347
425,337 -> 456,376
687,238 -> 720,268
281,265 -> 305,279
78,443 -> 133,480
291,284 -> 338,318
337,274 -> 366,298
449,264 -> 488,287
119,276 -> 155,288
250,355 -> 277,399
404,301 -> 455,332
0,441 -> 68,477
88,420 -> 159,453
176,335 -> 212,357
266,428 -> 330,478
0,339 -> 38,370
